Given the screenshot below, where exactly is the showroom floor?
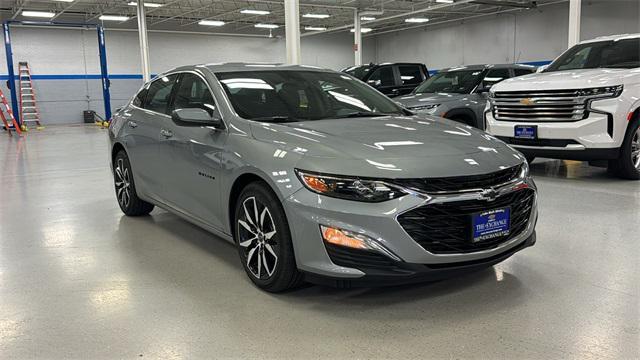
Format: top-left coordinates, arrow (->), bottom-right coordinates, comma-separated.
0,125 -> 638,359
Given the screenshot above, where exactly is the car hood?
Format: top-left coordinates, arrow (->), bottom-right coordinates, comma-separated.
493,68 -> 632,91
396,92 -> 468,108
250,115 -> 524,178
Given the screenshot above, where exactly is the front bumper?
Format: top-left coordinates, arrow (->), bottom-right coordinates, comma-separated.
304,232 -> 536,288
283,175 -> 538,285
484,96 -> 627,160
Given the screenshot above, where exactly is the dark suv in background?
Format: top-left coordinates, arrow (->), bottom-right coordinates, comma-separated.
343,62 -> 430,97
396,64 -> 536,129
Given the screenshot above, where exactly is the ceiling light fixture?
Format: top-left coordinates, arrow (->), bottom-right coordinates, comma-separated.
305,26 -> 327,31
198,20 -> 225,26
53,0 -> 75,2
255,23 -> 279,29
127,2 -> 164,7
302,13 -> 330,19
405,17 -> 429,23
350,27 -> 372,33
436,0 -> 454,3
360,16 -> 376,21
22,10 -> 56,18
241,9 -> 270,15
99,15 -> 130,21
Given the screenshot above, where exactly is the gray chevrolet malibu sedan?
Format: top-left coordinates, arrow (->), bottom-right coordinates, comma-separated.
108,63 -> 538,292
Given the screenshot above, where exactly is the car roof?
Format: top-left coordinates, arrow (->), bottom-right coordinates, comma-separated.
581,33 -> 640,44
161,62 -> 333,75
440,63 -> 536,72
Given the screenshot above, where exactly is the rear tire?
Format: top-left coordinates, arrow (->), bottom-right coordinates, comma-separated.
234,182 -> 303,292
113,150 -> 155,216
608,120 -> 640,180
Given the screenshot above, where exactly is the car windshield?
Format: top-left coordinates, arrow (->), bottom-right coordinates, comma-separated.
413,69 -> 484,94
342,65 -> 373,80
545,38 -> 640,72
215,70 -> 404,122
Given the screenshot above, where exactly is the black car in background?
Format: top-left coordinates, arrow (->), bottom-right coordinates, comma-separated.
343,62 -> 430,97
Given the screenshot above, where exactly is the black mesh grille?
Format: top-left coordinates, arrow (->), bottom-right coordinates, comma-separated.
392,165 -> 521,193
397,189 -> 535,254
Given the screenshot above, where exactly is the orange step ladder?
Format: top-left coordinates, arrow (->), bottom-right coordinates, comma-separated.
18,62 -> 44,131
0,88 -> 23,137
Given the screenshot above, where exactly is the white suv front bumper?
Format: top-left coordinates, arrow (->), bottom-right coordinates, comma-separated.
485,96 -> 627,160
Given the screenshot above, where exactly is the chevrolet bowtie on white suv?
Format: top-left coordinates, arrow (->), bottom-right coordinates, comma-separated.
485,34 -> 640,179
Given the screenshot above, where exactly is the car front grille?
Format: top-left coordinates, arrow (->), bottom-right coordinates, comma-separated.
492,89 -> 587,122
397,189 -> 535,254
391,165 -> 521,194
495,136 -> 580,148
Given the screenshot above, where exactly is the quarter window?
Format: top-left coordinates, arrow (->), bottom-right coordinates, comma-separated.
143,74 -> 178,114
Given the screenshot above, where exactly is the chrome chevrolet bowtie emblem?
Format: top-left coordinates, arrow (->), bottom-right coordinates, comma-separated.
481,188 -> 499,201
520,98 -> 535,105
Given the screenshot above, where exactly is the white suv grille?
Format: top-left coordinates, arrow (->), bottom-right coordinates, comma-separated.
491,89 -> 587,122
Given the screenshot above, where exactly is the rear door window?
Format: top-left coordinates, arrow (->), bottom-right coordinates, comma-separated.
143,74 -> 178,114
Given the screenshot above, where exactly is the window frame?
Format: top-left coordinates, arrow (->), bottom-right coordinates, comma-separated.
396,64 -> 426,86
169,71 -> 223,121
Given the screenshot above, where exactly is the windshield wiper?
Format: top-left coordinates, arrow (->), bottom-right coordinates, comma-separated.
337,111 -> 392,118
251,116 -> 299,123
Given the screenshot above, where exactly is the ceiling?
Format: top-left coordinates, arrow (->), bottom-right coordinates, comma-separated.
1,0 -> 566,37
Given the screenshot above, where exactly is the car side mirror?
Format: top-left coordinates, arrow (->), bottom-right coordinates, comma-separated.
476,83 -> 492,94
367,79 -> 382,88
171,108 -> 223,128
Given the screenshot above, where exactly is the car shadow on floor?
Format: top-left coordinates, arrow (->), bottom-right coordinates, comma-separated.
115,209 -> 530,319
529,158 -> 615,181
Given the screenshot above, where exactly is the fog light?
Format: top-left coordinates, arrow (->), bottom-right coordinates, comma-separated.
320,225 -> 401,261
321,225 -> 368,249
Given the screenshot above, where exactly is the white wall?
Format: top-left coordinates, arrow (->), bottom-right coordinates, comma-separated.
0,27 -> 375,123
373,0 -> 640,70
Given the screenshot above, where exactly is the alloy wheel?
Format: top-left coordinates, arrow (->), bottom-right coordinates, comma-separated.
632,128 -> 640,170
115,158 -> 131,209
237,197 -> 278,279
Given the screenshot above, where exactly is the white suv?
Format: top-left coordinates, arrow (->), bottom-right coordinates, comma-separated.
485,34 -> 640,179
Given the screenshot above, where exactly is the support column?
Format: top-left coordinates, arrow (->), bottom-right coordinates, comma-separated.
3,22 -> 19,125
284,0 -> 301,64
568,0 -> 581,47
136,0 -> 151,82
354,10 -> 362,66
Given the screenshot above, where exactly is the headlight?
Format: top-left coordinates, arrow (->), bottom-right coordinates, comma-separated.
410,104 -> 440,113
578,85 -> 623,99
295,170 -> 406,202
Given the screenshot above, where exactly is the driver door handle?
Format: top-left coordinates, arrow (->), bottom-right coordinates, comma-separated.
128,121 -> 138,128
160,129 -> 173,138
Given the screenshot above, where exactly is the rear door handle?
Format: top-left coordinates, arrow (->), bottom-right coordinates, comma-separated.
160,129 -> 173,138
128,121 -> 138,128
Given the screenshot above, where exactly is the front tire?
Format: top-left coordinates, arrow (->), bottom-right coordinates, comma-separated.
113,150 -> 155,216
609,121 -> 640,180
234,182 -> 303,292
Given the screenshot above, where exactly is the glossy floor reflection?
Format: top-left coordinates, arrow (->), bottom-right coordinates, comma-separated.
1,125 -> 638,359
